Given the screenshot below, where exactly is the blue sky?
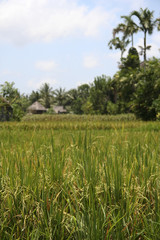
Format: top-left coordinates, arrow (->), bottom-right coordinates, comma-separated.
0,0 -> 160,94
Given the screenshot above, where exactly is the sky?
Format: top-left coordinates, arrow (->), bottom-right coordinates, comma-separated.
0,0 -> 160,94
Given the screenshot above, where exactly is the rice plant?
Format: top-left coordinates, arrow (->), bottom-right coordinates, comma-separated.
0,118 -> 160,239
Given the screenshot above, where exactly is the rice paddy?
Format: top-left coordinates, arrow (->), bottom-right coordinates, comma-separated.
0,115 -> 160,239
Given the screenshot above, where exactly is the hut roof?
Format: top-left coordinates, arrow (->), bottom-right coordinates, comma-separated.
27,101 -> 46,111
53,105 -> 67,114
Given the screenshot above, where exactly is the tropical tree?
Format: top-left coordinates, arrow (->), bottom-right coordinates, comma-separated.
130,8 -> 158,62
75,84 -> 90,114
77,84 -> 90,100
29,91 -> 40,104
122,47 -> 140,69
108,37 -> 130,60
53,88 -> 66,106
157,19 -> 160,31
133,58 -> 160,120
90,75 -> 112,114
120,15 -> 139,47
0,81 -> 20,102
65,85 -> 90,114
0,81 -> 29,120
113,16 -> 138,48
65,88 -> 79,113
39,83 -> 53,108
110,14 -> 138,63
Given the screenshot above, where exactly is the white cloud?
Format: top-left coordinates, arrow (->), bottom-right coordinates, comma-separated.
0,0 -> 111,45
28,77 -> 57,90
83,55 -> 99,68
35,60 -> 58,71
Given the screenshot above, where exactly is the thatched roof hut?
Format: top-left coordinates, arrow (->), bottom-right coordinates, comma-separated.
0,96 -> 13,121
53,106 -> 67,114
27,101 -> 47,114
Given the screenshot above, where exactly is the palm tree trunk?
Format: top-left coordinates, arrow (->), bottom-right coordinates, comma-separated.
144,30 -> 147,62
120,49 -> 123,61
132,33 -> 134,47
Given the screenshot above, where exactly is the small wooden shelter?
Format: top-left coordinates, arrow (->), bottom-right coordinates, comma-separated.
0,96 -> 13,121
27,101 -> 47,114
53,106 -> 67,114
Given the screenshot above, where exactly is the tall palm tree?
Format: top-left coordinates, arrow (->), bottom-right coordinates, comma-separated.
130,8 -> 157,62
113,15 -> 138,48
110,15 -> 138,61
39,83 -> 53,108
108,37 -> 130,60
53,88 -> 66,106
113,23 -> 126,38
121,15 -> 139,47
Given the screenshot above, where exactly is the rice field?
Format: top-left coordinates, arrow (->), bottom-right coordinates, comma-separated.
0,115 -> 160,239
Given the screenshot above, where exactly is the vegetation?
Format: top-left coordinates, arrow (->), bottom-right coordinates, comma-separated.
0,118 -> 160,239
108,8 -> 160,120
3,57 -> 160,121
1,7 -> 160,239
130,8 -> 159,61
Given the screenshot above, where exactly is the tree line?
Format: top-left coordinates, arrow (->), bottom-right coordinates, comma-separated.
0,8 -> 160,121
